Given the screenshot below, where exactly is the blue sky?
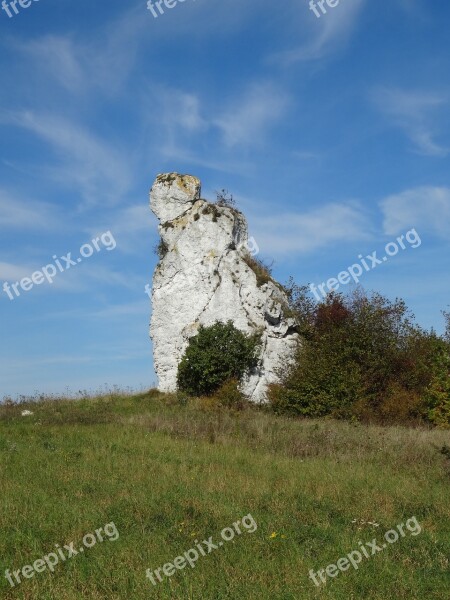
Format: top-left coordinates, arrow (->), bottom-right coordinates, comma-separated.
1,0 -> 449,397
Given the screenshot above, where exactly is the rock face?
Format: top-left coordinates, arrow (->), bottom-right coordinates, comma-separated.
149,173 -> 299,402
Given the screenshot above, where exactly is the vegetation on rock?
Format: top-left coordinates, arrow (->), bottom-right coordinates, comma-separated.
154,237 -> 169,260
242,255 -> 274,288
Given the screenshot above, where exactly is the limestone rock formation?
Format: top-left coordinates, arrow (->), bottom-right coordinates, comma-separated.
149,173 -> 299,402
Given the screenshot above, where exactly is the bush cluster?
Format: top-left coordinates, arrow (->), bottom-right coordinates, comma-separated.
177,321 -> 260,397
269,287 -> 450,428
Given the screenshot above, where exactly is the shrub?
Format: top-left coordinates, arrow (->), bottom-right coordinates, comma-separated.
215,188 -> 236,209
377,383 -> 424,425
177,321 -> 261,396
269,287 -> 450,426
242,255 -> 273,287
214,378 -> 246,410
424,336 -> 450,428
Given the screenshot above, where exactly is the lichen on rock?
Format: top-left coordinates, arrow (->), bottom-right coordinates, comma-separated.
149,172 -> 299,402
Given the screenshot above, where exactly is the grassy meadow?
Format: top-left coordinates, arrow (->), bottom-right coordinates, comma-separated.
0,390 -> 449,599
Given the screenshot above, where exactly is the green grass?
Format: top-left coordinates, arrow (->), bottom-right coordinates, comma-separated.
0,390 -> 449,599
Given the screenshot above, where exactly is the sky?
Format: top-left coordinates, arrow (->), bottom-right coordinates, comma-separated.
0,0 -> 449,397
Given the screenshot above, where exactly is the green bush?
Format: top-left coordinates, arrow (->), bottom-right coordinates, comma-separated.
177,321 -> 261,396
424,336 -> 450,428
269,287 -> 450,426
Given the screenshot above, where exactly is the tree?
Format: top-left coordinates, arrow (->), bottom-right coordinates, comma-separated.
443,309 -> 450,343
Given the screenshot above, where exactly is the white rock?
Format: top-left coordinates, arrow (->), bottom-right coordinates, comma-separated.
21,410 -> 33,416
151,173 -> 201,223
149,173 -> 299,402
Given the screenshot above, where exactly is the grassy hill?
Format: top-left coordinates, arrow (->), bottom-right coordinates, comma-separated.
0,390 -> 449,599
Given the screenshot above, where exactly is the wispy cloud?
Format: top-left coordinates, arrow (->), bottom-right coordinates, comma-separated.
13,6 -> 148,97
371,87 -> 449,156
271,0 -> 365,65
0,190 -> 61,230
88,204 -> 155,253
0,258 -> 139,296
213,82 -> 290,147
0,111 -> 132,207
380,186 -> 450,238
15,36 -> 85,94
251,201 -> 371,255
151,81 -> 290,159
156,88 -> 207,134
87,301 -> 149,319
159,144 -> 250,175
0,261 -> 32,282
67,264 -> 143,292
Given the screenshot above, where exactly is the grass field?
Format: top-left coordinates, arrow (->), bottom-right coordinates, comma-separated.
0,390 -> 449,599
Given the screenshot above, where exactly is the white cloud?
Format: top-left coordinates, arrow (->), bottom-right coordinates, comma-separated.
159,144 -> 251,174
14,6 -> 148,96
64,264 -> 143,292
0,261 -> 32,282
87,301 -> 149,319
213,82 -> 290,148
0,190 -> 60,230
380,186 -> 450,237
271,0 -> 365,65
159,90 -> 206,133
151,81 -> 290,155
0,256 -> 138,296
87,204 -> 155,253
111,205 -> 154,234
250,201 -> 371,255
16,36 -> 85,94
372,87 -> 448,156
0,111 -> 131,207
